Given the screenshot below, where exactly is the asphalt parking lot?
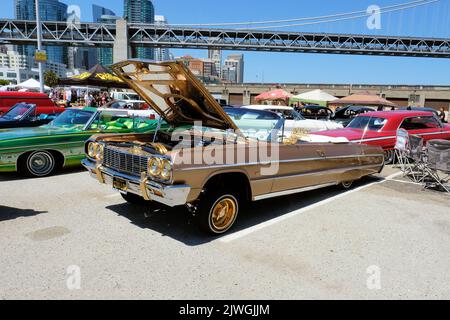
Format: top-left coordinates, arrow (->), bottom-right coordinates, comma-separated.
0,166 -> 449,299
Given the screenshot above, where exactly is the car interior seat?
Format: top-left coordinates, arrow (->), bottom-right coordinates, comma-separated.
103,118 -> 132,130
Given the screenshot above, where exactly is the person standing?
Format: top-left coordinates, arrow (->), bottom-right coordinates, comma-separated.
438,107 -> 447,123
84,91 -> 89,106
85,93 -> 92,107
101,92 -> 107,106
71,89 -> 77,105
65,89 -> 72,108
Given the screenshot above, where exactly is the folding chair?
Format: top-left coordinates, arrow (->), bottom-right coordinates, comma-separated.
423,139 -> 450,194
394,129 -> 410,172
407,134 -> 426,183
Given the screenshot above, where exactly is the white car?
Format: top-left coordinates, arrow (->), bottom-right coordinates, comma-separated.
244,105 -> 343,133
110,91 -> 145,106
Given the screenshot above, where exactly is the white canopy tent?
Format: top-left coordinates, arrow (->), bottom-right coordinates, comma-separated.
17,78 -> 50,91
0,85 -> 16,91
291,89 -> 338,106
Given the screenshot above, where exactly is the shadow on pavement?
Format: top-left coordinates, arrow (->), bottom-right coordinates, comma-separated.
106,176 -> 382,246
0,167 -> 86,182
0,206 -> 47,222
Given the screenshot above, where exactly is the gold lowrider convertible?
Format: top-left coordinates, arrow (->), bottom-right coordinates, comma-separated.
82,60 -> 384,235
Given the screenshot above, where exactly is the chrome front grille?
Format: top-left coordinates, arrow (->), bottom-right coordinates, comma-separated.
103,146 -> 148,177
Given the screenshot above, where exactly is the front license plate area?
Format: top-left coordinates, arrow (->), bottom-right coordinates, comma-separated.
113,177 -> 127,192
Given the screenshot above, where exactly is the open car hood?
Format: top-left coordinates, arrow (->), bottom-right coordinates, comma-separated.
111,60 -> 240,133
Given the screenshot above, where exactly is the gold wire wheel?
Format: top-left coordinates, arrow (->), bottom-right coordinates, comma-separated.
210,197 -> 237,231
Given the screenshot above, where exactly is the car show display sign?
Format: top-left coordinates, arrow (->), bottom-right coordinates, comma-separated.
34,50 -> 47,63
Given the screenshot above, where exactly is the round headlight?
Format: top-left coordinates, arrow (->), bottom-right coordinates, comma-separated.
88,142 -> 97,158
95,144 -> 104,161
148,157 -> 162,176
160,159 -> 172,180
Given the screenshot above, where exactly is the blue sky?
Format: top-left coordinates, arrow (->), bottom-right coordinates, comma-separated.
3,0 -> 450,84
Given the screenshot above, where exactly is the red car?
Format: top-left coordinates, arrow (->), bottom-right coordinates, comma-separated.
0,92 -> 63,116
311,110 -> 450,163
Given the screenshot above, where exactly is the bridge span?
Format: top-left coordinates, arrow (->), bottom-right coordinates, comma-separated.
1,19 -> 450,61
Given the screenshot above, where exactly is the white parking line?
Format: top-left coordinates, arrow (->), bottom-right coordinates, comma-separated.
390,179 -> 422,185
219,172 -> 403,243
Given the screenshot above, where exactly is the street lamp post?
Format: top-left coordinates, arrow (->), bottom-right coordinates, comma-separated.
35,0 -> 45,93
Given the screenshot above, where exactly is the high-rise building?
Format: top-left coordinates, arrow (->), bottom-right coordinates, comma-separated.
202,59 -> 216,78
0,49 -> 66,84
93,5 -> 120,66
0,50 -> 29,69
221,64 -> 237,83
124,0 -> 155,60
0,46 -> 9,54
189,60 -> 204,77
154,15 -> 170,61
224,54 -> 244,83
72,48 -> 97,69
93,4 -> 116,20
176,55 -> 220,83
15,0 -> 68,65
208,49 -> 222,76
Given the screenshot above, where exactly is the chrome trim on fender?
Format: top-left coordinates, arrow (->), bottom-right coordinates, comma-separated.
252,162 -> 383,184
177,153 -> 383,171
95,162 -> 105,184
352,136 -> 396,143
254,182 -> 337,201
352,130 -> 448,143
415,131 -> 447,137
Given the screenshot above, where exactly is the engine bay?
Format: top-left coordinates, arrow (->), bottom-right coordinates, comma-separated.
101,128 -> 242,156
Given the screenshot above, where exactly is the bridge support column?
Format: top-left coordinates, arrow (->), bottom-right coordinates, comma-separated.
243,89 -> 251,105
114,19 -> 130,63
222,89 -> 230,105
418,94 -> 426,107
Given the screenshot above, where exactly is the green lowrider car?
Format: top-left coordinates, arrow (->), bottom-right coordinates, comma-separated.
0,107 -> 161,177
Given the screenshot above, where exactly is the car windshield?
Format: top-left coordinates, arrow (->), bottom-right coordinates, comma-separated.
118,93 -> 140,100
2,103 -> 33,120
106,101 -> 128,109
268,108 -> 304,120
127,93 -> 140,100
300,106 -> 331,117
347,116 -> 387,131
48,109 -> 94,128
224,108 -> 282,141
335,107 -> 374,118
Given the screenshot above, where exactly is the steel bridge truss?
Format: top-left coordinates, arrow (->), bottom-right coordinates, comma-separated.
1,19 -> 450,58
0,20 -> 116,46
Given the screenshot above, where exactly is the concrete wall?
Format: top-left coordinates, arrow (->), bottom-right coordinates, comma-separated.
207,83 -> 450,111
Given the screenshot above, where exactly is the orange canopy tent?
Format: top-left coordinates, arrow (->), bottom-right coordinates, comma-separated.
255,89 -> 292,104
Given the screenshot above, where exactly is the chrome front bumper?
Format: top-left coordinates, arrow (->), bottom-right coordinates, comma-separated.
82,159 -> 191,207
